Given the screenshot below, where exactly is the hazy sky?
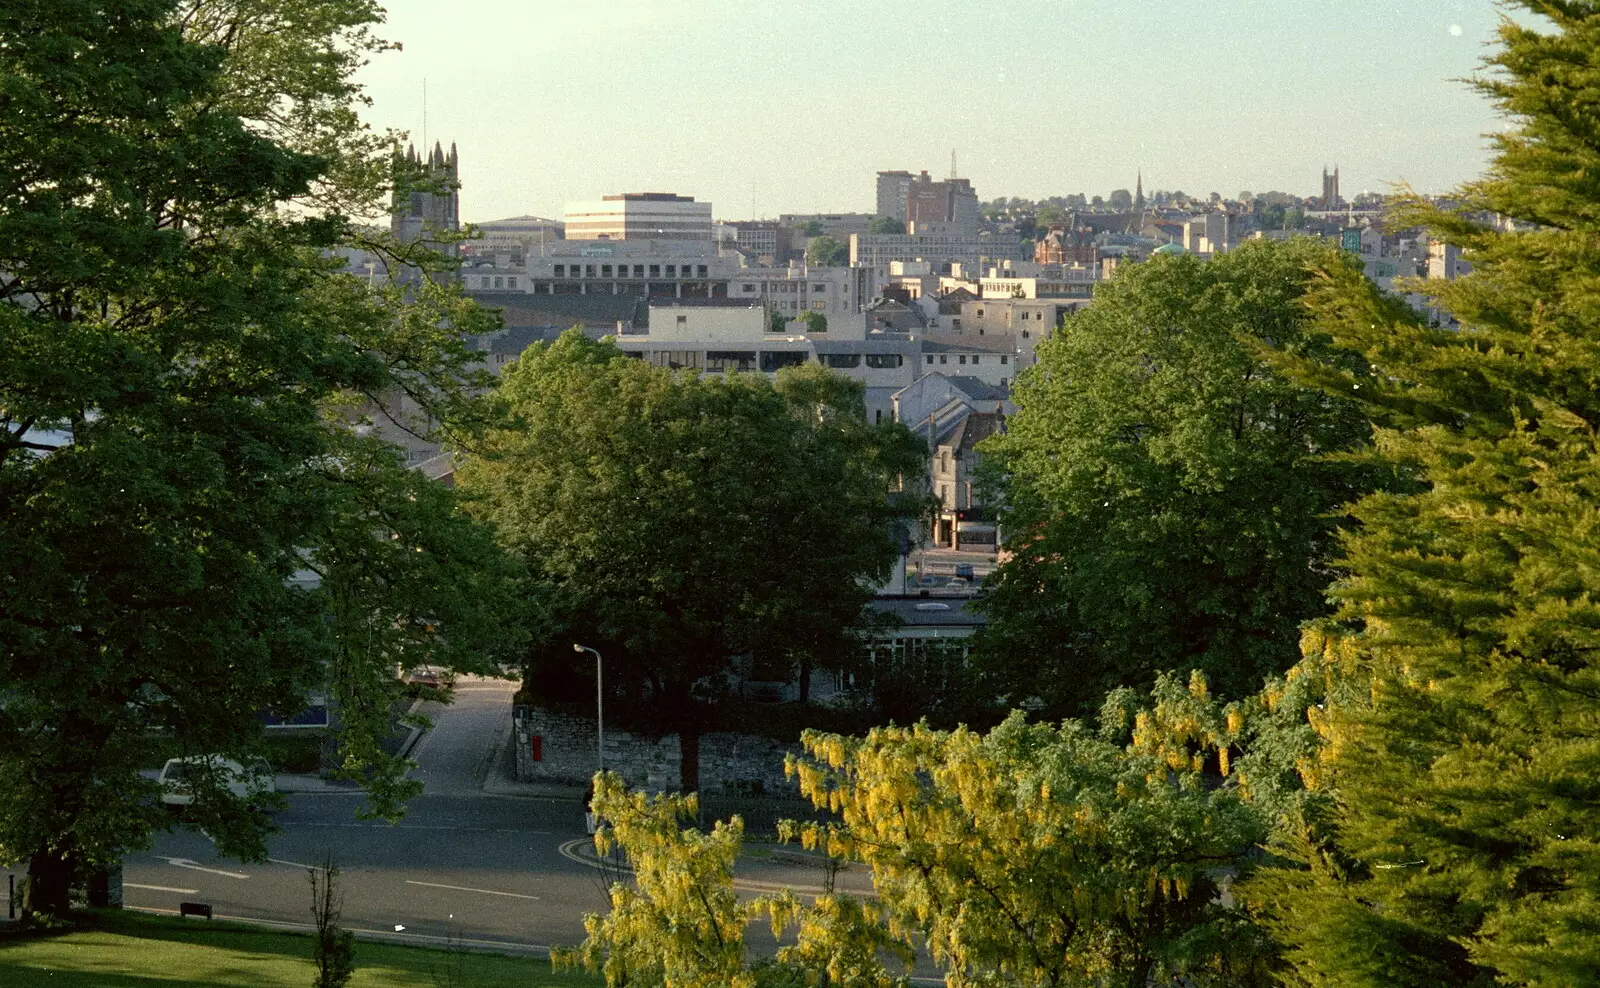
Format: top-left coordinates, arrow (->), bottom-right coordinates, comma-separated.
356,1 -> 1514,223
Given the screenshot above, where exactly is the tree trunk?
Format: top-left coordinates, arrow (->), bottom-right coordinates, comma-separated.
23,844 -> 75,920
679,721 -> 700,795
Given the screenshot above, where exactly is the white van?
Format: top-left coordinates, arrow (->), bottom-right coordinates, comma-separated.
158,755 -> 276,808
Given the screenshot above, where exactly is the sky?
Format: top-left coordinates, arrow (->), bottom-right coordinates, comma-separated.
355,1 -> 1516,224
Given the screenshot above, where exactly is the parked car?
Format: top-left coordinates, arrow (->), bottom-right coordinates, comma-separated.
954,563 -> 975,580
158,755 -> 275,809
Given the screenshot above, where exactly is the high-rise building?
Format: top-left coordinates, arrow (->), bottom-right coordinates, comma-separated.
564,193 -> 714,241
905,171 -> 979,233
876,170 -> 914,222
1321,165 -> 1341,208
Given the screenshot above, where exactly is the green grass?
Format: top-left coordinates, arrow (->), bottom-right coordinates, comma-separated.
0,909 -> 599,987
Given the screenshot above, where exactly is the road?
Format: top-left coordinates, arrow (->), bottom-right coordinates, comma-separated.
114,676 -> 856,954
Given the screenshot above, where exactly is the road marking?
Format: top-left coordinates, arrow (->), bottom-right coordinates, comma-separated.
404,880 -> 538,900
158,856 -> 249,879
267,857 -> 325,871
126,906 -> 552,955
556,839 -> 842,897
125,883 -> 199,894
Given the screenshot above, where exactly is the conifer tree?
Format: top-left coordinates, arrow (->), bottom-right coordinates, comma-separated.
1252,4 -> 1600,983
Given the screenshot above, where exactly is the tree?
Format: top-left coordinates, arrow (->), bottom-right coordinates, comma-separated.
783,707 -> 1272,987
976,239 -> 1378,716
1108,188 -> 1133,210
805,235 -> 847,267
797,310 -> 826,335
310,854 -> 357,988
1034,204 -> 1068,228
1249,5 -> 1600,983
0,0 -> 517,918
867,216 -> 904,235
457,333 -> 923,791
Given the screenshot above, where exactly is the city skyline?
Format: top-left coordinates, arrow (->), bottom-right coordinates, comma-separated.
361,1 -> 1513,223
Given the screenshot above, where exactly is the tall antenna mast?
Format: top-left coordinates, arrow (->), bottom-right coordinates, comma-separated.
949,149 -> 957,180
422,78 -> 428,150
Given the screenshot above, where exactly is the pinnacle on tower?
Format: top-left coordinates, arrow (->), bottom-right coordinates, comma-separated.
1135,170 -> 1145,211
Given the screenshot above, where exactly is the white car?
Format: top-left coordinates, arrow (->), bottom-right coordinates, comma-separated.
158,755 -> 276,808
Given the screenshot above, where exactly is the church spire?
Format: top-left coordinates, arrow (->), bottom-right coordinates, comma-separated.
1134,170 -> 1145,212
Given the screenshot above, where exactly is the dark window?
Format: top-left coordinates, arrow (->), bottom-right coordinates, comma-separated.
939,355 -> 947,364
1000,355 -> 1009,365
706,350 -> 757,373
585,265 -> 596,277
865,353 -> 903,369
760,350 -> 809,373
926,355 -> 935,365
959,355 -> 967,365
665,265 -> 676,276
602,265 -> 613,277
972,355 -> 980,365
553,264 -> 565,276
648,265 -> 660,277
697,265 -> 708,277
823,353 -> 860,369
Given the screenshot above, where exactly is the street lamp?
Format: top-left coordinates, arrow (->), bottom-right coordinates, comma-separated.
572,643 -> 603,773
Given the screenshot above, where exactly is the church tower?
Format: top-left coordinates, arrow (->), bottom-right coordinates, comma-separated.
1134,171 -> 1145,212
392,141 -> 460,251
1321,165 -> 1340,209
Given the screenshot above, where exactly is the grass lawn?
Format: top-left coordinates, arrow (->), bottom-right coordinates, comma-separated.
0,909 -> 599,987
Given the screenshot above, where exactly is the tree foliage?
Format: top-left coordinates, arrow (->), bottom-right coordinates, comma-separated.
0,0 -> 517,917
1247,4 -> 1600,983
458,334 -> 924,790
977,238 -> 1378,715
806,235 -> 848,267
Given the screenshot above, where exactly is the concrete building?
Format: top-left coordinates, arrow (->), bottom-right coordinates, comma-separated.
461,238 -> 740,299
718,221 -> 786,263
1183,212 -> 1231,254
875,170 -> 914,222
564,193 -> 713,242
725,263 -> 875,317
779,213 -> 876,239
892,374 -> 1010,551
850,232 -> 1029,277
917,339 -> 1023,388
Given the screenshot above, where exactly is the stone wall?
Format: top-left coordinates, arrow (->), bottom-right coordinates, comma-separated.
512,707 -> 801,796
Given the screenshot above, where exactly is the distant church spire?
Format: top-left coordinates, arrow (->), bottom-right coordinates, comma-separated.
1134,171 -> 1145,212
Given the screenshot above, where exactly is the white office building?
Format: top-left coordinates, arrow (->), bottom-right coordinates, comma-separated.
564,193 -> 714,242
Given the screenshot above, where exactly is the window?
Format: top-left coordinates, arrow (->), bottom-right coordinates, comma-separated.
812,301 -> 825,310
823,353 -> 860,369
865,353 -> 903,369
813,283 -> 826,292
1000,355 -> 1009,365
706,350 -> 757,373
976,308 -> 984,316
585,265 -> 596,277
1000,377 -> 1008,386
648,265 -> 660,277
742,283 -> 756,292
676,315 -> 688,325
697,265 -> 708,277
971,355 -> 980,365
1023,330 -> 1031,338
665,265 -> 676,276
553,264 -> 565,276
1021,311 -> 1030,320
494,276 -> 503,288
602,265 -> 613,277
760,350 -> 809,372
926,355 -> 935,365
481,276 -> 492,288
875,409 -> 883,424
939,355 -> 947,364
507,277 -> 517,288
959,355 -> 967,365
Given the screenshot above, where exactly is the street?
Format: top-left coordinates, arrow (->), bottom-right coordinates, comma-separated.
111,676 -> 856,953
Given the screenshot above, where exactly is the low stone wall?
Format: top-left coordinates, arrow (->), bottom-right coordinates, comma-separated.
512,707 -> 801,796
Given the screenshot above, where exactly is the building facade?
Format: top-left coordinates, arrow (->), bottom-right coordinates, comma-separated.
564,193 -> 714,241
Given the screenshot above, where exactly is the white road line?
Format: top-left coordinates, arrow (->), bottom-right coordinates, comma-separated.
124,883 -> 199,894
157,856 -> 249,879
403,879 -> 539,900
267,857 -> 325,871
126,906 -> 551,955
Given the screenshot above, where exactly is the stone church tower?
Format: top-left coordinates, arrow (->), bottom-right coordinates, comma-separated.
391,141 -> 460,250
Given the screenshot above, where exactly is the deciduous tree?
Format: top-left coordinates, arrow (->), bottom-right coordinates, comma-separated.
977,238 -> 1378,715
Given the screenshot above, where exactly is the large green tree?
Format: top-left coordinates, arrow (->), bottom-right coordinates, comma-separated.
458,333 -> 923,791
977,238 -> 1377,715
1249,4 -> 1600,983
0,0 -> 516,918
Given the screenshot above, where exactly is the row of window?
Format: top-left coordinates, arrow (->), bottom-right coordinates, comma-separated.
632,351 -> 905,371
550,263 -> 711,278
926,353 -> 1008,366
477,276 -> 518,289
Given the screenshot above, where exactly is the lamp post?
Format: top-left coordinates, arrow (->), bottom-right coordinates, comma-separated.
572,644 -> 603,773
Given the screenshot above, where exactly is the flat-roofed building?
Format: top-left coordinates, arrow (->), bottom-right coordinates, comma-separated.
564,192 -> 713,241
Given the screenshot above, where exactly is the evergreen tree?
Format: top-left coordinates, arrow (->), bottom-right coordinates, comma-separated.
1253,4 -> 1600,983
